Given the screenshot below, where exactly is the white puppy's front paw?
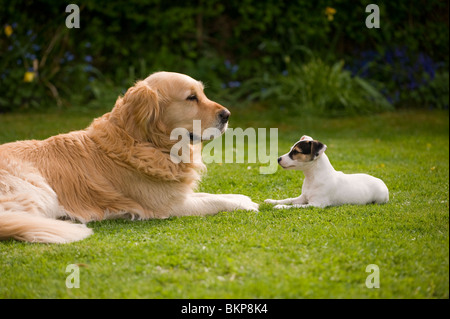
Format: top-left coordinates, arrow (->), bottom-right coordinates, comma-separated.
264,199 -> 278,205
274,204 -> 292,209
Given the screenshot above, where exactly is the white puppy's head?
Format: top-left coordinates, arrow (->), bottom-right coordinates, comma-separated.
278,135 -> 327,170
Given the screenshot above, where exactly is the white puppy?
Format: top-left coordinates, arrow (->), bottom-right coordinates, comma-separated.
265,135 -> 389,209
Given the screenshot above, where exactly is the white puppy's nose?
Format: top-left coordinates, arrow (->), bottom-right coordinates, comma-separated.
278,157 -> 282,163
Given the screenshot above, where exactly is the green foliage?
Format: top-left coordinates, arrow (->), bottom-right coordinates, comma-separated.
232,59 -> 393,116
0,0 -> 448,113
394,70 -> 449,110
347,47 -> 449,110
410,71 -> 450,110
0,22 -> 99,112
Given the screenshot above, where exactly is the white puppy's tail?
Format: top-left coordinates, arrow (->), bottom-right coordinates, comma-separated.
0,212 -> 93,244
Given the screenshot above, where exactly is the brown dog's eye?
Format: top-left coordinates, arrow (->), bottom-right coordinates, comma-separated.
187,94 -> 198,102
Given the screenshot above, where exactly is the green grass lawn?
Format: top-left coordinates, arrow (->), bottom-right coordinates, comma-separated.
0,104 -> 448,299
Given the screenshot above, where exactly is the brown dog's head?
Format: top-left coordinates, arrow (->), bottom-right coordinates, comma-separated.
110,72 -> 230,147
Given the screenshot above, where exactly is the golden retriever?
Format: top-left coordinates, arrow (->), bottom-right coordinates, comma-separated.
0,72 -> 258,243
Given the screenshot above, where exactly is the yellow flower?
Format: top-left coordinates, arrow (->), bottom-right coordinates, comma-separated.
23,71 -> 35,82
4,24 -> 13,37
325,7 -> 337,21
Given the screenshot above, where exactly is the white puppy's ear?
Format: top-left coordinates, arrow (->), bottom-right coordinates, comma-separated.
312,141 -> 326,159
300,135 -> 313,141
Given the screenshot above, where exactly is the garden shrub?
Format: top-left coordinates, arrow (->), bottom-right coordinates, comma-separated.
232,58 -> 393,116
1,0 -> 448,113
347,47 -> 449,109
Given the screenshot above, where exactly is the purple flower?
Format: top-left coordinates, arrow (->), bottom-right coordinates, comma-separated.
361,50 -> 377,59
384,51 -> 393,65
25,53 -> 36,60
418,53 -> 436,80
64,52 -> 75,62
84,55 -> 93,63
394,47 -> 403,57
228,81 -> 241,88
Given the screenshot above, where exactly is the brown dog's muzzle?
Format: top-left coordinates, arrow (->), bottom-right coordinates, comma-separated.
218,109 -> 231,124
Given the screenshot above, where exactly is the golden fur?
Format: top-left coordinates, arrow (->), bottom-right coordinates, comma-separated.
0,72 -> 258,243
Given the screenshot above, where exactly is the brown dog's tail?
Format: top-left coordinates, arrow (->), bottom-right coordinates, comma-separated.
0,212 -> 93,244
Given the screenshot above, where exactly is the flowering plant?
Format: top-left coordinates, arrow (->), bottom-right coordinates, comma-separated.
347,47 -> 449,109
0,23 -> 98,112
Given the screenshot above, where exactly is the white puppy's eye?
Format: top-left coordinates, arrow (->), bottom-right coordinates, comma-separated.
187,94 -> 198,102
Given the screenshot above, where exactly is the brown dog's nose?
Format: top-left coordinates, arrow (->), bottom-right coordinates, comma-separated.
219,109 -> 230,124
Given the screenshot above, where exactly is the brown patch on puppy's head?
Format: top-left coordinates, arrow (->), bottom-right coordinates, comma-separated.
278,138 -> 327,170
289,140 -> 326,162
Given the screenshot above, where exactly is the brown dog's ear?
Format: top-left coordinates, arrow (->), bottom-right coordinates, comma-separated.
110,80 -> 164,142
311,140 -> 327,159
122,81 -> 160,128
